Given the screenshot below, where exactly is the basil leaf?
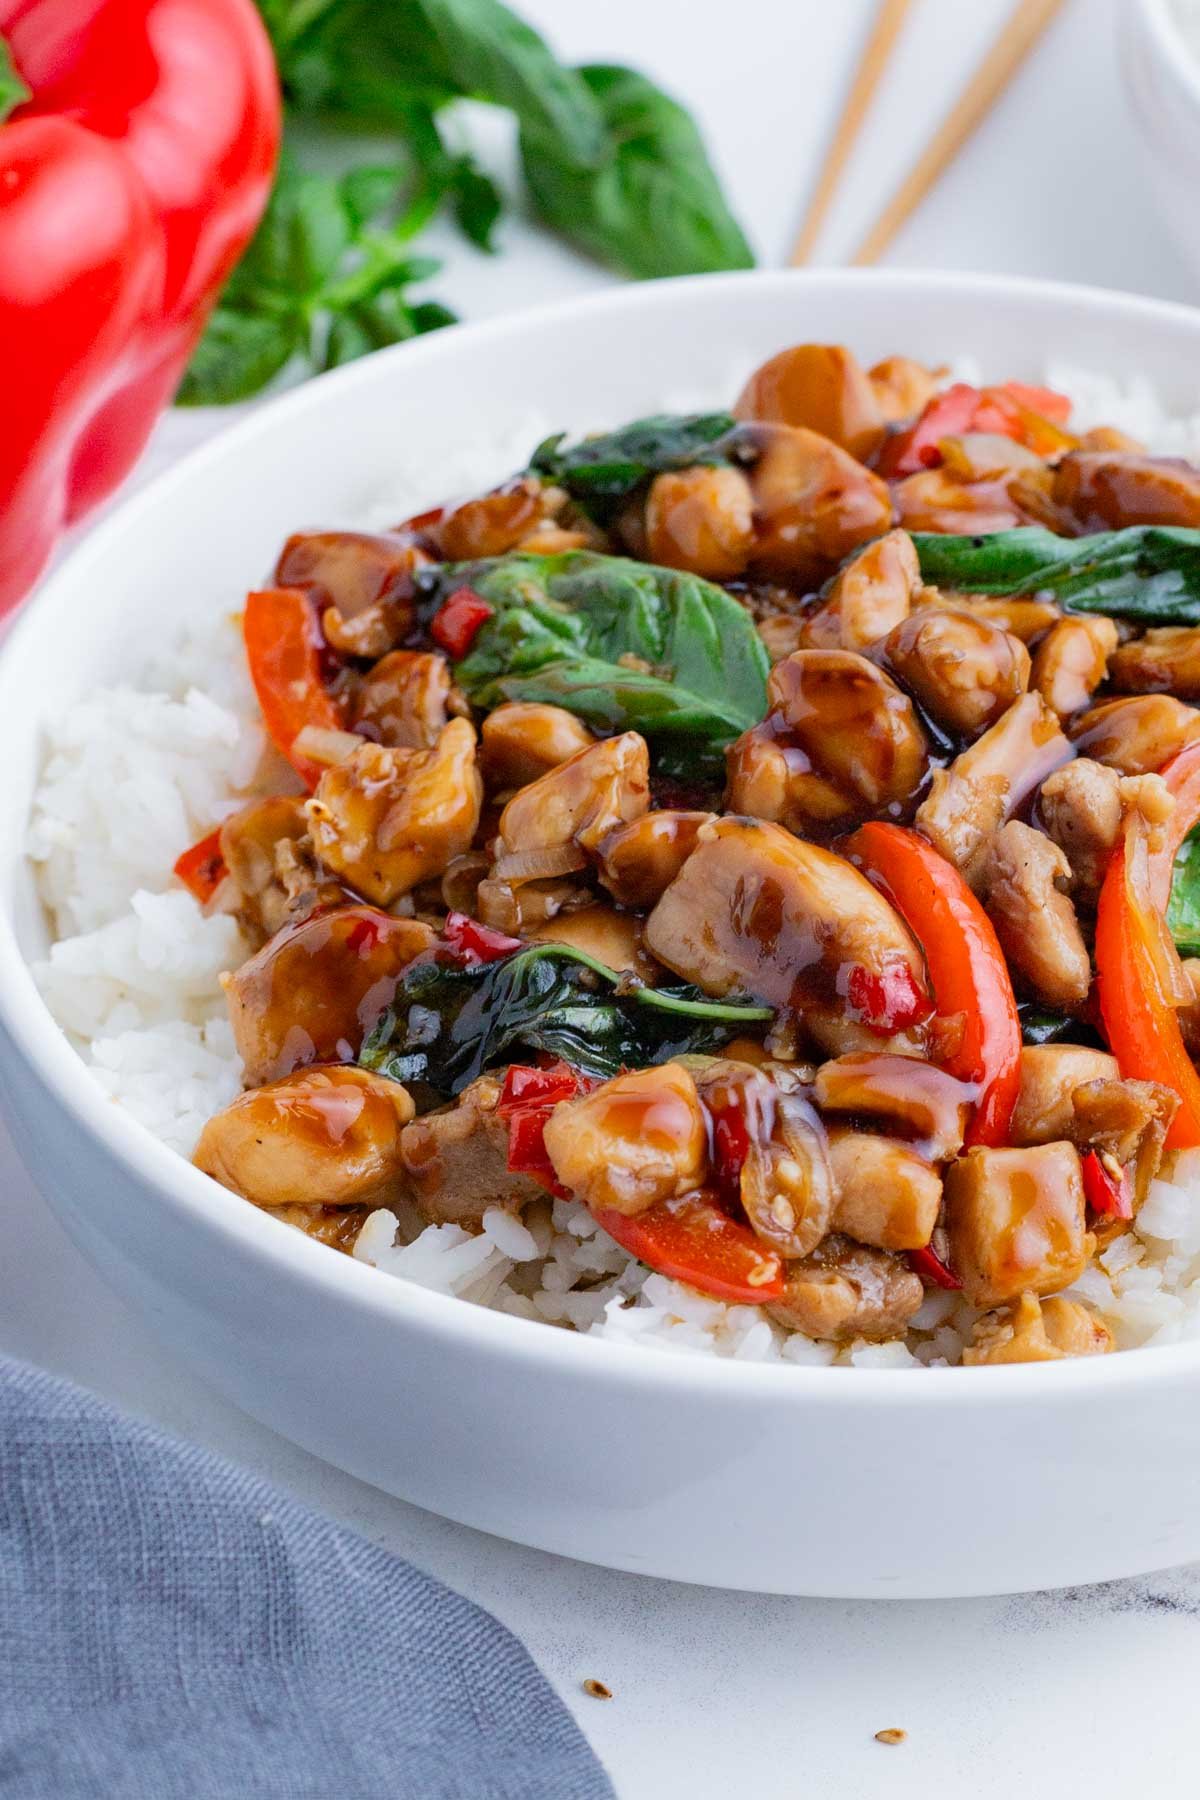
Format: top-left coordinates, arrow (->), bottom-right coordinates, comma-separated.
241,164 -> 354,297
1168,826 -> 1200,957
421,550 -> 770,777
529,413 -> 738,518
176,308 -> 301,406
360,941 -> 770,1097
449,155 -> 503,251
521,64 -> 753,279
0,34 -> 30,123
913,526 -> 1200,625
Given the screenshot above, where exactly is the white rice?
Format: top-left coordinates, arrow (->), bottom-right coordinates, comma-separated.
27,363 -> 1200,1364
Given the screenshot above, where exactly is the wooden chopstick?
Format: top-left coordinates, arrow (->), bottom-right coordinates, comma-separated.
789,0 -> 915,267
849,0 -> 1068,267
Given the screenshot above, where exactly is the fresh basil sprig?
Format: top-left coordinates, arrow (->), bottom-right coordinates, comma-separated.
529,412 -> 739,521
913,526 -> 1200,626
419,549 -> 770,778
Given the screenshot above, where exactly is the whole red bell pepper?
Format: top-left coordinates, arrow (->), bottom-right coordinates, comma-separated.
0,0 -> 280,612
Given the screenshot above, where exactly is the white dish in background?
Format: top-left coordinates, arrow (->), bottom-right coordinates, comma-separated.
6,269 -> 1200,1597
1124,0 -> 1200,285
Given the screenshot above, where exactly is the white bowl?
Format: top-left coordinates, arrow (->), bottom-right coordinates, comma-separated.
6,269 -> 1200,1599
1123,0 -> 1200,283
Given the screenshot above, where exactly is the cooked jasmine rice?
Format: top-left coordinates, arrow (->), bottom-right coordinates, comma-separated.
27,362 -> 1200,1368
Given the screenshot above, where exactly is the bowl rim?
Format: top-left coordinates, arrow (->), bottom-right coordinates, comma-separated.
7,263 -> 1200,1406
1138,0 -> 1200,111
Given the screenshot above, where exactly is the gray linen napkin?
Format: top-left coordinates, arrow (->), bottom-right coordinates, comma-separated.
0,1352 -> 613,1800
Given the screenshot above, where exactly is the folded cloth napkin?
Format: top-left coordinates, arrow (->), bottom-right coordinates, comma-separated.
0,1353 -> 613,1800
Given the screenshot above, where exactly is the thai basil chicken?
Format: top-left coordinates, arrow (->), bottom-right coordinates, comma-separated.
185,340 -> 1200,1364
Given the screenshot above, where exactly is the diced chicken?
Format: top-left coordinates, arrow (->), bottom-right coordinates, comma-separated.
892,467 -> 1023,535
400,1072 -> 546,1226
218,795 -> 329,945
306,718 -> 482,906
963,1292 -> 1113,1364
351,650 -> 453,750
694,1062 -> 834,1258
943,1142 -> 1089,1307
827,1129 -> 943,1251
881,607 -> 1030,738
945,594 -> 1062,643
542,1062 -> 708,1217
1051,451 -> 1200,532
644,818 -> 931,1057
496,731 -> 650,857
194,1065 -> 414,1212
1071,693 -> 1200,774
644,464 -> 755,580
1038,758 -> 1123,900
596,810 -> 714,909
276,529 -> 422,660
1030,616 -> 1118,718
868,355 -> 937,425
798,529 -> 921,651
766,1235 -> 925,1342
1009,1044 -> 1120,1145
481,702 -> 596,790
433,477 -> 546,560
224,904 -> 436,1087
980,821 -> 1091,1007
741,424 -> 894,586
1110,627 -> 1200,699
1009,1046 -> 1176,1212
530,904 -> 658,978
915,693 -> 1073,889
734,343 -> 886,460
813,1053 -> 970,1160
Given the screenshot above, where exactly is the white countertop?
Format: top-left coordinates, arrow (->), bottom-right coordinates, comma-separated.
8,2 -> 1200,1793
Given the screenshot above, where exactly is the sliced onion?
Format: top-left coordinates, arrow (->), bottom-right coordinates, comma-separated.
490,844 -> 588,883
1124,810 -> 1193,1008
291,725 -> 367,768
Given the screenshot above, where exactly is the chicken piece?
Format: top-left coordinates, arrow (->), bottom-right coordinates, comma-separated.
225,905 -> 436,1087
399,1072 -> 546,1227
542,1062 -> 708,1217
1071,1077 -> 1177,1207
726,650 -> 928,833
798,529 -> 921,652
306,718 -> 483,907
218,795 -> 312,944
495,732 -> 650,858
827,1129 -> 943,1251
271,1203 -> 370,1252
1110,627 -> 1200,698
480,702 -> 596,791
963,1292 -> 1113,1364
813,1053 -> 971,1160
915,693 -> 1073,889
1038,758 -> 1123,900
644,817 -> 930,1056
948,594 -> 1062,643
433,477 -> 545,560
980,821 -> 1092,1007
1030,615 -> 1118,719
644,464 -> 755,580
766,1235 -> 925,1342
596,810 -> 713,909
868,356 -> 937,425
276,529 -> 421,660
734,343 -> 886,460
1052,451 -> 1200,532
943,1142 -> 1089,1307
351,650 -> 453,750
530,904 -> 658,978
1071,693 -> 1200,775
694,1062 -> 834,1259
881,607 -> 1030,738
1009,1044 -> 1120,1145
741,423 -> 894,587
194,1065 -> 414,1214
892,467 -> 1023,535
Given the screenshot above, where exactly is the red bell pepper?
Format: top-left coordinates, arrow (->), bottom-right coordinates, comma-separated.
173,825 -> 226,904
845,822 -> 1022,1147
591,1193 -> 785,1305
243,587 -> 347,791
877,379 -> 1074,478
1095,740 -> 1200,1150
442,912 -> 523,967
1081,1150 -> 1134,1221
0,1 -> 279,613
907,1243 -> 963,1290
431,586 -> 494,658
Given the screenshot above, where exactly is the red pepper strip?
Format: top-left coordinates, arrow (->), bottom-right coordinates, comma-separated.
442,912 -> 522,967
845,822 -> 1021,1148
877,379 -> 1074,477
0,0 -> 279,613
498,1062 -> 580,1115
592,1194 -> 785,1305
907,1244 -> 963,1290
173,827 -> 226,904
431,586 -> 494,658
846,959 -> 933,1035
1081,1150 -> 1134,1221
501,1062 -> 585,1196
506,1105 -> 569,1196
1095,740 -> 1200,1150
708,1098 -> 752,1208
243,587 -> 346,791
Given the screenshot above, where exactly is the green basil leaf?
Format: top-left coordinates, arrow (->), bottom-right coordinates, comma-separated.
529,412 -> 739,518
913,525 -> 1200,625
238,163 -> 354,297
421,549 -> 769,778
1168,826 -> 1200,957
176,307 -> 302,405
450,156 -> 503,251
521,64 -> 753,278
0,34 -> 30,123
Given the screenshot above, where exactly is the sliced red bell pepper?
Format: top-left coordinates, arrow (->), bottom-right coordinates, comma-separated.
431,586 -> 494,658
442,911 -> 522,967
243,586 -> 346,791
592,1193 -> 785,1304
707,1096 -> 752,1208
498,1062 -> 580,1115
1095,740 -> 1200,1150
845,960 -> 933,1035
1081,1150 -> 1134,1221
876,379 -> 1073,478
845,822 -> 1021,1147
173,826 -> 227,904
906,1244 -> 963,1290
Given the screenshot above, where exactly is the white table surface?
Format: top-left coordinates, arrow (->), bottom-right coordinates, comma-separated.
10,2 -> 1200,1794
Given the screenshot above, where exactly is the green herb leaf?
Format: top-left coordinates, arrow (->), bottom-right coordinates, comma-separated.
529,413 -> 738,519
913,526 -> 1200,625
1017,1004 -> 1098,1048
176,307 -> 302,406
240,163 -> 355,297
449,155 -> 503,251
1168,826 -> 1200,957
360,940 -> 770,1097
420,549 -> 770,778
521,63 -> 753,279
0,34 -> 30,123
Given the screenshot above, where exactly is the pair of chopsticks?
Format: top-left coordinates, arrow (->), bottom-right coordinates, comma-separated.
790,0 -> 1067,268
